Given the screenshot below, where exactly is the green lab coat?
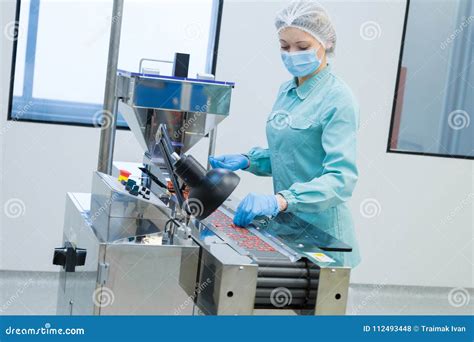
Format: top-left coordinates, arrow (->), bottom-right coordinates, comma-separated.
245,65 -> 361,267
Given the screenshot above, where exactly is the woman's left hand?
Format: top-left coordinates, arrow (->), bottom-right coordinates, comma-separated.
233,193 -> 287,227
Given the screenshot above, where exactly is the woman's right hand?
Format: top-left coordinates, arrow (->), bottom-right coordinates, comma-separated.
209,154 -> 250,171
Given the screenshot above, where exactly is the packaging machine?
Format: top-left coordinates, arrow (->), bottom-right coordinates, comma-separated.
53,55 -> 352,316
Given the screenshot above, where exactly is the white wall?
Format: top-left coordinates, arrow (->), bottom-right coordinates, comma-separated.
0,0 -> 144,272
1,0 -> 472,288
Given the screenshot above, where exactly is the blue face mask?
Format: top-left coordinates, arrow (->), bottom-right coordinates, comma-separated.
281,49 -> 321,77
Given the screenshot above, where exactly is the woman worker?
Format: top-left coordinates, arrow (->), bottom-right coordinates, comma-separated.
209,1 -> 361,267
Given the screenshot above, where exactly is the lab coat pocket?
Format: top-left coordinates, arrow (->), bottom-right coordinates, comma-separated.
267,109 -> 293,130
287,116 -> 314,130
267,109 -> 315,131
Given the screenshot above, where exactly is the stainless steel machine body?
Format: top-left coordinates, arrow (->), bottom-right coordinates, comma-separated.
58,184 -> 350,315
55,69 -> 352,316
58,192 -> 198,315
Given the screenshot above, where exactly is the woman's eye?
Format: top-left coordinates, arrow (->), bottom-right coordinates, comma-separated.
281,46 -> 289,50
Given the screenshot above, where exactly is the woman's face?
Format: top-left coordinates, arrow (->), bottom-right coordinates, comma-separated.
279,27 -> 325,60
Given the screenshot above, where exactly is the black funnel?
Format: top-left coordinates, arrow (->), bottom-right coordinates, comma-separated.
174,155 -> 240,220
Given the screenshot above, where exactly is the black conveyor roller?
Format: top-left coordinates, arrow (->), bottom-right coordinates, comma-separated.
258,267 -> 320,278
256,288 -> 317,299
254,297 -> 316,306
254,258 -> 320,310
257,277 -> 319,288
257,260 -> 308,268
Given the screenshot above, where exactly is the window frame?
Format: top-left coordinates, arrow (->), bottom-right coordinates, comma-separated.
7,0 -> 224,129
387,0 -> 473,161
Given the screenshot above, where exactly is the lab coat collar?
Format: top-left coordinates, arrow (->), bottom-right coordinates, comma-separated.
295,65 -> 332,99
281,78 -> 298,93
282,65 -> 332,99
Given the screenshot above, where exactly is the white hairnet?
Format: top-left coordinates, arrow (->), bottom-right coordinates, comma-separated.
275,1 -> 336,55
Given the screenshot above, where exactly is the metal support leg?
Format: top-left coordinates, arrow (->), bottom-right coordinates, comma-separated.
97,0 -> 124,174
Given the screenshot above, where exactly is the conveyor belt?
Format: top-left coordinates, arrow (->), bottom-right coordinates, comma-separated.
258,267 -> 320,278
257,277 -> 319,288
206,210 -> 320,311
256,288 -> 317,298
254,258 -> 319,310
206,211 -> 279,254
254,297 -> 315,306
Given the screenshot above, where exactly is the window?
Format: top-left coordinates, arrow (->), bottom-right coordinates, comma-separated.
389,0 -> 473,159
8,0 -> 222,127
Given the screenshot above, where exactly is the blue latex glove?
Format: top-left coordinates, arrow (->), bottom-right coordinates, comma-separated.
209,154 -> 249,171
233,193 -> 280,227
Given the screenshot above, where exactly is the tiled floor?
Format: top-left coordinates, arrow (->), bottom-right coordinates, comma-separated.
0,271 -> 472,315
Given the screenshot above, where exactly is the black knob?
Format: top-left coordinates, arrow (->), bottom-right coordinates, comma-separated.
52,241 -> 86,272
53,247 -> 67,266
76,248 -> 86,267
